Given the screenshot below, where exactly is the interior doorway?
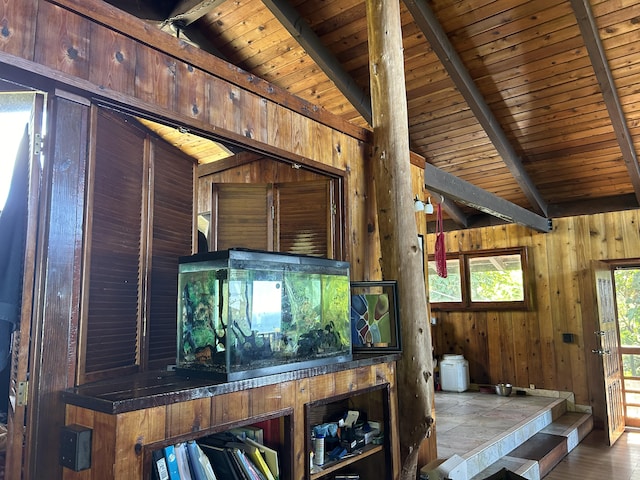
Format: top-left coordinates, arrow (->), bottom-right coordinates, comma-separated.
613,266 -> 640,428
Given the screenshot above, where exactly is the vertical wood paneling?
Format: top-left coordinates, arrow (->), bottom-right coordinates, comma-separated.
211,390 -> 250,425
0,0 -> 38,59
113,408 -> 165,478
134,46 -> 176,110
176,64 -> 209,123
88,25 -> 136,95
430,210 -> 640,405
267,103 -> 293,152
165,398 -> 212,438
34,2 -> 90,78
29,95 -> 90,479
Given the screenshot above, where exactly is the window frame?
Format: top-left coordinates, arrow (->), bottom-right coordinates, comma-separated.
427,247 -> 532,311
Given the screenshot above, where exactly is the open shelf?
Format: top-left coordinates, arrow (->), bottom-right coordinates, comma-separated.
310,444 -> 384,479
305,384 -> 392,479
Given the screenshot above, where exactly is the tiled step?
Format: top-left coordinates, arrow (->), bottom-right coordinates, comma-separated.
469,411 -> 593,480
421,398 -> 592,480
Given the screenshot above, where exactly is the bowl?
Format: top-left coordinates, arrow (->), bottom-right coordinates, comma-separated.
495,383 -> 512,396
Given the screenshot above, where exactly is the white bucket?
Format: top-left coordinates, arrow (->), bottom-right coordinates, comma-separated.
440,354 -> 469,392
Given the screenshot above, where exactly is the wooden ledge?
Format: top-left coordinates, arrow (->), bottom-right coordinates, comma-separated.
62,353 -> 400,415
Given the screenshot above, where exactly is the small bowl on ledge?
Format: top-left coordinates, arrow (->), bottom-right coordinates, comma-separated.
495,383 -> 512,396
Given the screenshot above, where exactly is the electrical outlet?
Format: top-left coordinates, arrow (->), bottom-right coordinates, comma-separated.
529,384 -> 535,390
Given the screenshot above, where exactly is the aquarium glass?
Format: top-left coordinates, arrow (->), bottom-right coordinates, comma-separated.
177,249 -> 352,380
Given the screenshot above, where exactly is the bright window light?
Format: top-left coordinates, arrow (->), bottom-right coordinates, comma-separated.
0,93 -> 33,210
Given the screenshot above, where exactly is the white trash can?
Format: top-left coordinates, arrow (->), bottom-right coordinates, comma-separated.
440,354 -> 469,392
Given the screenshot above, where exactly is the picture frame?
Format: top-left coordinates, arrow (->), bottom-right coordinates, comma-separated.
350,280 -> 401,353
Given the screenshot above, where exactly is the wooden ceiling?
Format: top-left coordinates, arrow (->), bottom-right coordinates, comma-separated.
103,0 -> 640,230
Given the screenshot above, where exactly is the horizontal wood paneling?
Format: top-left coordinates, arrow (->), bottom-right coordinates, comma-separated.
426,209 -> 640,406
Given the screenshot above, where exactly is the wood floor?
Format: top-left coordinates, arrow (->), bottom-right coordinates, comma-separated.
544,429 -> 640,479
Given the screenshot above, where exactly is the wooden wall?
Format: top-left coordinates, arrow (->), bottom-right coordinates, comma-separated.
1,0 -> 371,276
424,209 -> 640,406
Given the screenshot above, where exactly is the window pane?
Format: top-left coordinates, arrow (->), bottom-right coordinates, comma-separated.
468,254 -> 524,302
614,268 -> 640,349
428,259 -> 462,302
623,354 -> 640,378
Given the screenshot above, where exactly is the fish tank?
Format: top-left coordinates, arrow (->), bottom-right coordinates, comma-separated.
176,248 -> 352,381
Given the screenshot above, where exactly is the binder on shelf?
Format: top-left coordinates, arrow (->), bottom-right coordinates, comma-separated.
175,442 -> 193,480
163,444 -> 181,480
245,438 -> 279,480
199,443 -> 242,480
186,440 -> 211,480
242,440 -> 275,480
232,447 -> 266,480
152,449 -> 170,480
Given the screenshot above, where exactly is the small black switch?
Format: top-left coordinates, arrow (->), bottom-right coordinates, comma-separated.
60,424 -> 92,471
562,333 -> 575,344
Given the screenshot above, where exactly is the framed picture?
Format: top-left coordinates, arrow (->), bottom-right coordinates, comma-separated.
350,281 -> 401,353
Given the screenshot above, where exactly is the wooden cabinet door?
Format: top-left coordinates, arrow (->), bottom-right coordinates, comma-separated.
5,93 -> 44,480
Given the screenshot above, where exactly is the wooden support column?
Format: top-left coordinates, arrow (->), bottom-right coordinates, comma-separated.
364,1 -> 435,479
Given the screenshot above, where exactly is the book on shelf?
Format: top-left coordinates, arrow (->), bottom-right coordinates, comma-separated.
199,443 -> 243,480
186,440 -> 215,480
163,444 -> 181,480
152,449 -> 170,480
244,438 -> 279,480
229,425 -> 264,444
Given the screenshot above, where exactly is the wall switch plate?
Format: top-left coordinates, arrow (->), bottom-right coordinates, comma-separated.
562,333 -> 575,343
60,424 -> 92,471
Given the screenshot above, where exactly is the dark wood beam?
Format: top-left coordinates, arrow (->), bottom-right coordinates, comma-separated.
570,0 -> 640,204
261,0 -> 372,124
429,194 -> 469,228
403,0 -> 549,217
424,163 -> 551,232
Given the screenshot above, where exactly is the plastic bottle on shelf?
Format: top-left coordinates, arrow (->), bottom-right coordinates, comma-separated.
313,434 -> 325,466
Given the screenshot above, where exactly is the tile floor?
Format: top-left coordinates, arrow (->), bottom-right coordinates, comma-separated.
434,391 -> 562,460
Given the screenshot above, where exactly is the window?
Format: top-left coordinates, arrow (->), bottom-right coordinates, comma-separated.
427,247 -> 531,310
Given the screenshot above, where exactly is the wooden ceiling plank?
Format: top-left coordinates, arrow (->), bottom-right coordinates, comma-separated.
570,0 -> 640,202
423,163 -> 551,233
260,0 -> 372,124
403,0 -> 549,216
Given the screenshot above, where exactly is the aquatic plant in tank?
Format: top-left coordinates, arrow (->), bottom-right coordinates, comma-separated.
176,249 -> 352,381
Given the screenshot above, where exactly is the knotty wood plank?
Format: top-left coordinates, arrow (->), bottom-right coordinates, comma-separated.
0,0 -> 38,59
34,2 -> 90,79
87,25 -> 136,95
134,45 -> 176,111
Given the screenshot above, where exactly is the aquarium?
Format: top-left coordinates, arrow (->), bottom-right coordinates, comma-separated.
176,249 -> 352,381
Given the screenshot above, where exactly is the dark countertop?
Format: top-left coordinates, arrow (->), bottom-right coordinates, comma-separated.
62,353 -> 401,415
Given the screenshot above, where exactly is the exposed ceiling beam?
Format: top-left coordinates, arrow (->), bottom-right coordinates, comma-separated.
260,0 -> 372,124
423,163 -> 551,232
164,0 -> 226,27
570,0 -> 640,204
403,0 -> 549,217
437,198 -> 469,228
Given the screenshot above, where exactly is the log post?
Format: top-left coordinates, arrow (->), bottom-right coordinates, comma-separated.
364,1 -> 435,478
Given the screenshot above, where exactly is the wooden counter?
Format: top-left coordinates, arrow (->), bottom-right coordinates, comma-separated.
62,354 -> 401,480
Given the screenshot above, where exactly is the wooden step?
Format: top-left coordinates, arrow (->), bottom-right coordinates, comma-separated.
467,411 -> 593,480
506,433 -> 567,478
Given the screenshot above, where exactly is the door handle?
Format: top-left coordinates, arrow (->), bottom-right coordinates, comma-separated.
594,331 -> 606,336
591,349 -> 611,356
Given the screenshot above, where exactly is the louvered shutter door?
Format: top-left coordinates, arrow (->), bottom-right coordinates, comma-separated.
83,110 -> 146,378
146,138 -> 195,369
277,180 -> 331,257
213,183 -> 270,251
